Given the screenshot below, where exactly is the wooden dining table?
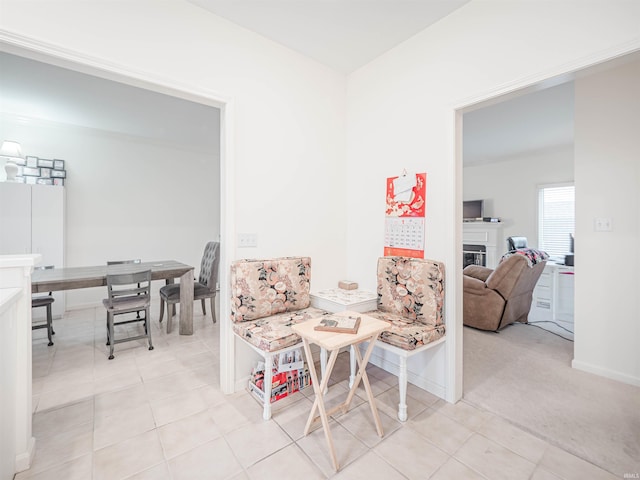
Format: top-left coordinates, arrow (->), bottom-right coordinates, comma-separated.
31,260 -> 196,335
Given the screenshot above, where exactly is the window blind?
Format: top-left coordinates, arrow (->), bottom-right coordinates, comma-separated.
538,185 -> 575,257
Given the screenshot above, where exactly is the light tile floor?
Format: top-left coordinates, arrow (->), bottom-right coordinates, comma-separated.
18,306 -> 620,480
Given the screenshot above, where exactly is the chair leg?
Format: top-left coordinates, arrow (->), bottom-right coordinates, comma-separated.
159,299 -> 164,324
166,303 -> 173,334
201,298 -> 206,315
46,304 -> 54,347
106,312 -> 110,346
210,295 -> 216,324
145,306 -> 154,351
107,313 -> 115,360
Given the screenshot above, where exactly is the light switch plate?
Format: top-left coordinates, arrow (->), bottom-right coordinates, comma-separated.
238,233 -> 258,247
594,218 -> 612,232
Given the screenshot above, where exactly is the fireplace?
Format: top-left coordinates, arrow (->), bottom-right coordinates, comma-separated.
462,222 -> 503,269
463,244 -> 487,268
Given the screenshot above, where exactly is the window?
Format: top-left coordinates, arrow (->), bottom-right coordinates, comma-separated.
538,184 -> 575,257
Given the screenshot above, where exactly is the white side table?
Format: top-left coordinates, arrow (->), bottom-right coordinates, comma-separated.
310,288 -> 377,313
311,289 -> 377,388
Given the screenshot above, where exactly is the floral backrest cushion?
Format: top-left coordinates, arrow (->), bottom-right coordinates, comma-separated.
230,257 -> 311,323
376,256 -> 445,327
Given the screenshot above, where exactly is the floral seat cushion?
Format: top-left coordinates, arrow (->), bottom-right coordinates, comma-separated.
366,256 -> 445,351
363,310 -> 445,350
232,307 -> 328,352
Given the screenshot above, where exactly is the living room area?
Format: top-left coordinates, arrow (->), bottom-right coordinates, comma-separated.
460,52 -> 640,476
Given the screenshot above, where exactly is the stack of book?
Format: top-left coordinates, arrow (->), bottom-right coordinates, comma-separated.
248,348 -> 312,404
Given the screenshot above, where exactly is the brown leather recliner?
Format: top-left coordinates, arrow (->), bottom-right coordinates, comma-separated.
463,254 -> 546,331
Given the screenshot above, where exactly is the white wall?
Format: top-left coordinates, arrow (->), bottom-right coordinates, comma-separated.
2,0 -> 639,399
0,114 -> 220,308
573,59 -> 640,385
0,0 -> 347,391
347,0 -> 640,399
463,145 -> 574,251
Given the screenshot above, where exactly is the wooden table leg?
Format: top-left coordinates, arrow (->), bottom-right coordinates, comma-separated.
301,340 -> 340,471
178,269 -> 194,335
343,335 -> 384,437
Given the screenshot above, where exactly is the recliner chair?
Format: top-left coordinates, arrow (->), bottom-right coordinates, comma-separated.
463,250 -> 546,331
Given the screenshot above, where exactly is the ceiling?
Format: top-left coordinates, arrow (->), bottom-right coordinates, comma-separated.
187,0 -> 472,73
0,1 -> 580,163
0,52 -> 220,153
463,81 -> 574,166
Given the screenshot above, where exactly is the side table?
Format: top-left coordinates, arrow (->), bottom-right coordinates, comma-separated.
310,289 -> 377,388
291,311 -> 388,471
310,288 -> 377,313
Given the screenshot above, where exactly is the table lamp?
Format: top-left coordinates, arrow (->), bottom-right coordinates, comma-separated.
1,140 -> 23,182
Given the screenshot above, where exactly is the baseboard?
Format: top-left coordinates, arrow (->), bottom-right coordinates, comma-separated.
571,359 -> 640,387
15,436 -> 35,472
367,348 -> 446,399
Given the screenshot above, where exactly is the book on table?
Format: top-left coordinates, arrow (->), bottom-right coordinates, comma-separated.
314,314 -> 361,334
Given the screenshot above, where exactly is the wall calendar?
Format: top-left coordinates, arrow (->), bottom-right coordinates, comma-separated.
384,172 -> 426,258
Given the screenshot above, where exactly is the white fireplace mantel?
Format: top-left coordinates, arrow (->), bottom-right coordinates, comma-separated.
463,222 -> 504,269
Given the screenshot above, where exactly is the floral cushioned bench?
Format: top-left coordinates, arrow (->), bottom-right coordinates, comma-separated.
361,256 -> 446,421
230,256 -> 329,419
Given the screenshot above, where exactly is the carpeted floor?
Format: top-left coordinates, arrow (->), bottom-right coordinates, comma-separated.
463,323 -> 640,477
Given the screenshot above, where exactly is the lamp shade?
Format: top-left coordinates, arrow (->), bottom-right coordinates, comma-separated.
0,140 -> 24,159
1,140 -> 23,182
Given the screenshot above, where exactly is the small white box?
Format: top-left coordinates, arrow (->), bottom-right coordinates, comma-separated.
338,280 -> 358,290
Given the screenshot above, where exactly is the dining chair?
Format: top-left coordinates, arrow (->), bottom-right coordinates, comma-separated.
103,268 -> 153,360
32,265 -> 55,346
159,241 -> 220,333
107,259 -> 142,319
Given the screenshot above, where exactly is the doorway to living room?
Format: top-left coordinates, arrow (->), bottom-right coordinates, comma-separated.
457,50 -> 640,477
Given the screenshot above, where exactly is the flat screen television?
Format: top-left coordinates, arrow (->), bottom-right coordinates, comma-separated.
463,200 -> 484,221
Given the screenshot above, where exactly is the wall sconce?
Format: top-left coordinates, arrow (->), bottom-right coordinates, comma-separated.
1,140 -> 23,182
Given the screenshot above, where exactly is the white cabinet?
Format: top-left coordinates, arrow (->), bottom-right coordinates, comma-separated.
0,182 -> 31,255
530,263 -> 574,329
0,183 -> 65,317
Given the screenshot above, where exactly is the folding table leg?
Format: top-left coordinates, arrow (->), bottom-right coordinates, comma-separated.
301,339 -> 340,471
343,335 -> 384,437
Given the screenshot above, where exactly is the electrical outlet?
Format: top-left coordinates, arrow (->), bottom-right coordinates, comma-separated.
238,233 -> 258,247
594,217 -> 612,232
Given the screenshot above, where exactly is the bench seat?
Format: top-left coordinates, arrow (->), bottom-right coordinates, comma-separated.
230,256 -> 330,420
355,256 -> 446,422
232,306 -> 328,352
363,311 -> 445,351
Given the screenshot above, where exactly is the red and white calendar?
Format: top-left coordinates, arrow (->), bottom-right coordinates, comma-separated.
384,172 -> 426,258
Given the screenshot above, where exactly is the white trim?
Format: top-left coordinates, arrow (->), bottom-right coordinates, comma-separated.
14,437 -> 35,473
572,359 -> 640,387
218,101 -> 236,394
451,39 -> 640,404
0,30 -> 237,394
